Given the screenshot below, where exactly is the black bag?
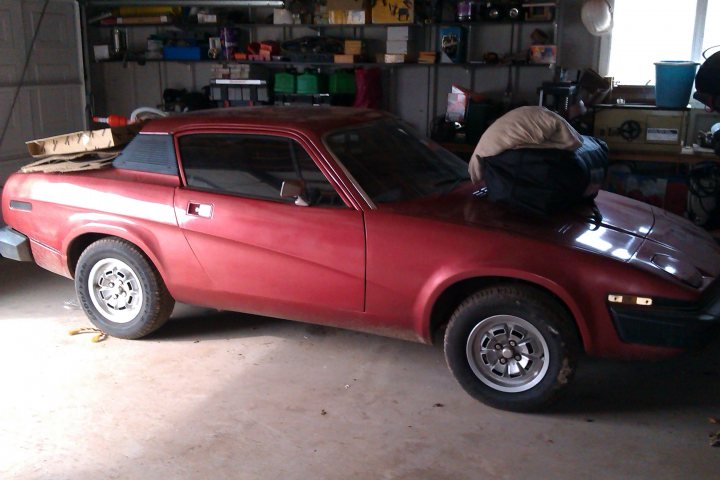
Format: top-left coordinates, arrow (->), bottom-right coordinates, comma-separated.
482,135 -> 609,216
694,46 -> 720,111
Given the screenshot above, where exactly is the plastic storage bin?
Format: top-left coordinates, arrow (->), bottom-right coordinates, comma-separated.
162,46 -> 202,60
296,71 -> 328,94
274,71 -> 297,94
654,61 -> 698,108
329,71 -> 356,94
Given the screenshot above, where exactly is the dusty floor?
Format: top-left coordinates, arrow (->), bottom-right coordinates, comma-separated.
0,256 -> 719,479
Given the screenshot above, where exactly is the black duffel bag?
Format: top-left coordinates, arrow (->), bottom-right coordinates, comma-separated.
482,135 -> 609,216
694,46 -> 720,112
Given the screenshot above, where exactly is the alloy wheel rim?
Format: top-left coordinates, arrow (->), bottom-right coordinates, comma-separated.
466,315 -> 549,393
87,258 -> 143,324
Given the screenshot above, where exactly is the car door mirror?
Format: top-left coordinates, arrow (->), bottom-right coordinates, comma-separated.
280,180 -> 309,207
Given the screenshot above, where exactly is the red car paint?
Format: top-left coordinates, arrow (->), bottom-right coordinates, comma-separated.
3,107 -> 718,360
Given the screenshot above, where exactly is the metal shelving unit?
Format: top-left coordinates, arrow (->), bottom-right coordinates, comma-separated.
80,1 -> 561,133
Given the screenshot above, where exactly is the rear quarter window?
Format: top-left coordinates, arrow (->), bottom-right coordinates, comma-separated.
113,134 -> 178,175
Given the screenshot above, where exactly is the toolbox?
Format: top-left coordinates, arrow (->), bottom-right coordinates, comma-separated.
593,105 -> 689,154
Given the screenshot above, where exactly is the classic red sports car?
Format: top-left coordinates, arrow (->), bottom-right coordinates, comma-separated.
2,107 -> 719,411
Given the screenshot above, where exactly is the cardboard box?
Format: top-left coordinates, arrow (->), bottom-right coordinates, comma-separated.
387,26 -> 410,41
93,45 -> 110,61
26,126 -> 140,157
344,40 -> 363,55
372,0 -> 413,23
376,53 -> 405,63
329,10 -> 347,24
329,9 -> 366,24
334,54 -> 359,63
418,51 -> 437,64
115,15 -> 169,24
327,0 -> 365,10
273,9 -> 293,24
386,40 -> 408,54
529,45 -> 556,64
347,10 -> 366,24
197,13 -> 217,23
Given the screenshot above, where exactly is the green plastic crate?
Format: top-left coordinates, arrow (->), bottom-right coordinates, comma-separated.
296,71 -> 328,95
329,70 -> 356,95
274,71 -> 297,94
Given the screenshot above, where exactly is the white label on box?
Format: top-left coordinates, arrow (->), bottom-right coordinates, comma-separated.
646,128 -> 679,142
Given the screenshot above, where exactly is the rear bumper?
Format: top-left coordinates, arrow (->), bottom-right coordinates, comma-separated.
610,281 -> 720,349
0,226 -> 34,262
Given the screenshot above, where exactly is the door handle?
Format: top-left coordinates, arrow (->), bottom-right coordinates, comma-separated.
187,202 -> 213,218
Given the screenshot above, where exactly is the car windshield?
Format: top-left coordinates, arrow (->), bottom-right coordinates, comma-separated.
324,120 -> 470,204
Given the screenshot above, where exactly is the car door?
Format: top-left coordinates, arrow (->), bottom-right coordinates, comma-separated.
172,130 -> 366,321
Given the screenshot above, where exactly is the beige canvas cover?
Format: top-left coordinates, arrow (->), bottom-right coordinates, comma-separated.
469,106 -> 582,183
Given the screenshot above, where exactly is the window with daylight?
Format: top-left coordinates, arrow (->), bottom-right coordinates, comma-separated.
607,0 -> 718,85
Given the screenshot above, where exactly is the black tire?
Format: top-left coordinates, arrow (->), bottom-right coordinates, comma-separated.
75,237 -> 175,339
444,284 -> 579,412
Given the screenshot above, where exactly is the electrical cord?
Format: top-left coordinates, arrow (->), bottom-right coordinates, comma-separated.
0,0 -> 50,151
687,161 -> 720,223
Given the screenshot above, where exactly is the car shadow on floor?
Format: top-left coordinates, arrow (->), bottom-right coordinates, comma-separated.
144,305 -> 288,342
151,305 -> 720,414
552,340 -> 720,414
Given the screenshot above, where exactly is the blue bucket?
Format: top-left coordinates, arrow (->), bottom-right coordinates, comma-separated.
654,61 -> 698,108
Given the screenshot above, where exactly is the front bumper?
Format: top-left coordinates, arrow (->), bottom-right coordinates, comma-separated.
610,281 -> 720,349
0,226 -> 33,262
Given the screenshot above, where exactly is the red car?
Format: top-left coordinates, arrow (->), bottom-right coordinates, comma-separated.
2,107 -> 719,411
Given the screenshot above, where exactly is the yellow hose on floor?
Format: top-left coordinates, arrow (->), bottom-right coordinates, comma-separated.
69,327 -> 108,343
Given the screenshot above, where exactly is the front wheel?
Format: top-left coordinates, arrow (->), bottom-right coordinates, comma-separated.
444,285 -> 579,412
75,237 -> 175,339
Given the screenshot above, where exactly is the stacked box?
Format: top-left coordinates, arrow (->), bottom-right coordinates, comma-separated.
344,40 -> 363,55
418,51 -> 437,64
386,26 -> 410,55
334,54 -> 359,63
376,53 -> 405,63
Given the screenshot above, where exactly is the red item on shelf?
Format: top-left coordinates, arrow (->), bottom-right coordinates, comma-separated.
92,115 -> 129,127
246,42 -> 261,55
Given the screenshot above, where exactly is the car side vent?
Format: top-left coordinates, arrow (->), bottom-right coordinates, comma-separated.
113,133 -> 178,176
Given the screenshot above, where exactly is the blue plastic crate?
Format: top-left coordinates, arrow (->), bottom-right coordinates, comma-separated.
163,46 -> 202,60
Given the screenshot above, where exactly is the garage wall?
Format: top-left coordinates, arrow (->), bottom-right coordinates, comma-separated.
87,0 -> 599,135
0,0 -> 85,182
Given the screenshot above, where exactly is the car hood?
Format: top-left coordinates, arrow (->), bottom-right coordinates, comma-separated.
636,206 -> 720,278
381,184 -> 718,273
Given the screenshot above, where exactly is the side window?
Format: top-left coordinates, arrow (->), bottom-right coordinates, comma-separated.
178,134 -> 343,207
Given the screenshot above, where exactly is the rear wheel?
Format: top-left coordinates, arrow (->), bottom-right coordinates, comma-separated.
75,238 -> 174,339
444,284 -> 579,412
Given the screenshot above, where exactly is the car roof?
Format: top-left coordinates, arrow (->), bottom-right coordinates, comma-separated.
141,106 -> 391,135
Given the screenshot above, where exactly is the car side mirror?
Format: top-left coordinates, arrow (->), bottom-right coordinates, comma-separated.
280,180 -> 309,207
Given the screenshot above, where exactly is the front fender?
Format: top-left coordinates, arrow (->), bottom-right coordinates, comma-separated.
413,265 -> 590,347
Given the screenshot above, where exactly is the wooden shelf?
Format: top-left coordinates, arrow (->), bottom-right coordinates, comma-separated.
609,148 -> 719,165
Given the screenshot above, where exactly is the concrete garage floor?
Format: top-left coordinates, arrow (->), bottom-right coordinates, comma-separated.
1,257 -> 719,479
